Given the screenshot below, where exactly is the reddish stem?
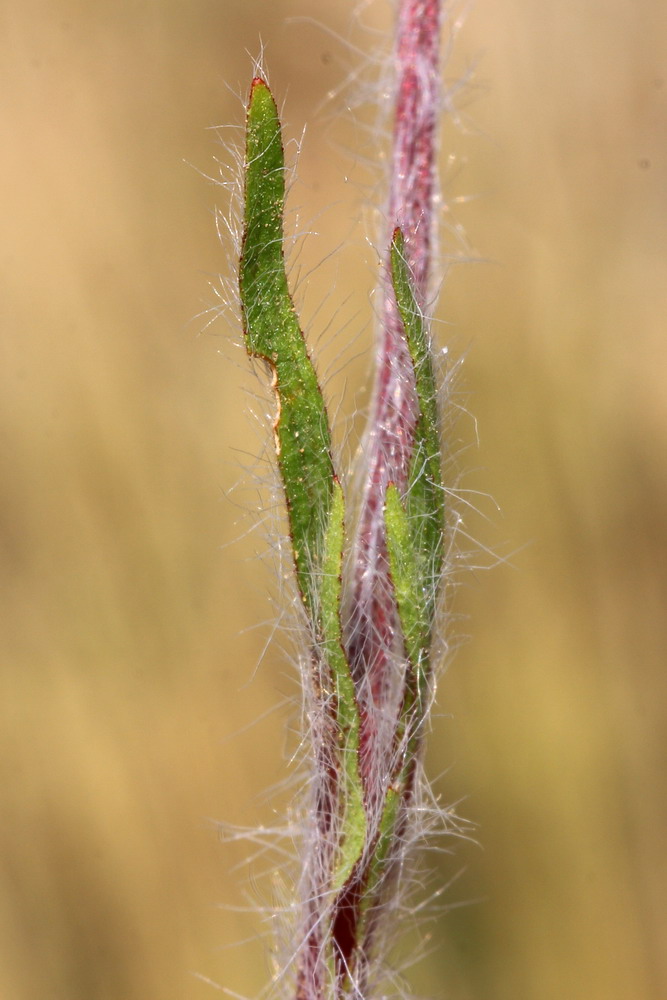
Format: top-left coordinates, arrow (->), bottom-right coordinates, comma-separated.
347,0 -> 441,787
295,3 -> 442,996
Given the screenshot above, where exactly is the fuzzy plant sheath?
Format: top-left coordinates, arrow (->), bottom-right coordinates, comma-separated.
237,2 -> 449,998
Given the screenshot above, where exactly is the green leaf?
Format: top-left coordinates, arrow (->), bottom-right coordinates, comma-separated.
239,85 -> 367,886
321,481 -> 367,890
389,227 -> 444,592
366,785 -> 400,894
239,79 -> 336,618
384,482 -> 428,672
386,228 -> 446,720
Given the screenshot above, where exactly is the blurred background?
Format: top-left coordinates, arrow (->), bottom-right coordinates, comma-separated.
2,0 -> 666,997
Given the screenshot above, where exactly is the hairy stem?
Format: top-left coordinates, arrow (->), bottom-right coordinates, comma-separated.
235,2 -> 446,998
346,0 -> 441,810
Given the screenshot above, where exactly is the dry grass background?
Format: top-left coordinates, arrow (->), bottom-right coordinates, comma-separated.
2,0 -> 666,998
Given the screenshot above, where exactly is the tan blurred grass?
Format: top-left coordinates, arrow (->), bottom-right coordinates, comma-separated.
1,1 -> 666,998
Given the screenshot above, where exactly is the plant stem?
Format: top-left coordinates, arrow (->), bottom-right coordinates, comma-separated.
346,0 -> 441,828
236,3 -> 445,998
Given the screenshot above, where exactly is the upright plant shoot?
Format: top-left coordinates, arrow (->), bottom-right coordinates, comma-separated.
236,2 -> 451,997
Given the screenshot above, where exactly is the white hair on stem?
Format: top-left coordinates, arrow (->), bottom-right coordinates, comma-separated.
202,3 -> 496,999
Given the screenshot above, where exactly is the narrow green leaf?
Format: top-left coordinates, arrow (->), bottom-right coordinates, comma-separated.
385,228 -> 446,734
239,78 -> 366,897
321,481 -> 367,890
239,79 -> 335,617
366,786 -> 400,893
385,482 -> 428,670
389,228 -> 444,595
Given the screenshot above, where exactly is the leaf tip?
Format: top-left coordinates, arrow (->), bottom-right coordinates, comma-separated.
248,77 -> 275,113
391,226 -> 405,253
